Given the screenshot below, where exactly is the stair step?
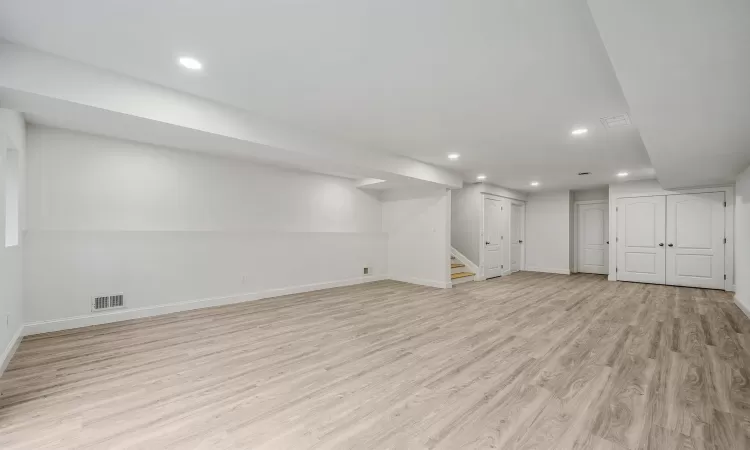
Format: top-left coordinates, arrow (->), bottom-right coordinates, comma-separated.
451,263 -> 465,269
451,272 -> 474,280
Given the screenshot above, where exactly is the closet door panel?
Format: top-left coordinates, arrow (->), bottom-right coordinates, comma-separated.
616,196 -> 666,285
666,192 -> 725,289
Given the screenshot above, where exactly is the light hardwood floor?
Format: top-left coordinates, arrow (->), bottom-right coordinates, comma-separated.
1,272 -> 749,449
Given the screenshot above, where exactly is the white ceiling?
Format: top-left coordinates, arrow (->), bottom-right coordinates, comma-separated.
0,0 -> 659,191
588,0 -> 750,189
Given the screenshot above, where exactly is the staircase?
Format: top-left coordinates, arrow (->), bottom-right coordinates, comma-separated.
451,256 -> 475,285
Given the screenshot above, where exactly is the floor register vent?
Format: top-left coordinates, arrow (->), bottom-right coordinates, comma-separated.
92,294 -> 125,312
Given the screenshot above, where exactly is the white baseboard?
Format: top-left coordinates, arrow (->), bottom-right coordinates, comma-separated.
388,275 -> 451,289
525,267 -> 571,275
735,294 -> 750,320
0,325 -> 24,377
23,275 -> 387,336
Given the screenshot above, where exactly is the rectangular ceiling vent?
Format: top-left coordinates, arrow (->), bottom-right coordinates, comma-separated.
92,294 -> 125,312
600,113 -> 631,129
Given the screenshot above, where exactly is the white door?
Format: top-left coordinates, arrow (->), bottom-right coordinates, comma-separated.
666,192 -> 725,289
577,203 -> 609,274
484,197 -> 504,279
510,202 -> 524,272
617,196 -> 666,285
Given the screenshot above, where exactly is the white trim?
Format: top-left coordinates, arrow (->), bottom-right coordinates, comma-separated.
572,200 -> 609,275
510,200 -> 526,273
609,183 -> 735,291
23,275 -> 387,336
388,275 -> 451,289
525,267 -> 571,275
451,247 -> 479,274
734,295 -> 750,320
0,325 -> 24,377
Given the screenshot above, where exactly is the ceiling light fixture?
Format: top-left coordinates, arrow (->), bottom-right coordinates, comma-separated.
476,175 -> 486,180
617,172 -> 629,177
530,181 -> 540,186
571,128 -> 588,136
447,153 -> 460,160
179,57 -> 203,70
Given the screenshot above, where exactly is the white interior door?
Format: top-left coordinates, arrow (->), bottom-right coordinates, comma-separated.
577,202 -> 608,274
666,192 -> 725,289
510,202 -> 524,272
617,196 -> 666,284
483,197 -> 504,279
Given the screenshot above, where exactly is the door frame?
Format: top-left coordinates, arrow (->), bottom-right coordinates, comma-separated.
510,200 -> 526,273
573,200 -> 608,274
610,185 -> 734,291
479,195 -> 505,280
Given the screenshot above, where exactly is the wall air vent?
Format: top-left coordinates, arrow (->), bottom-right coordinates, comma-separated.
92,294 -> 125,312
600,113 -> 631,129
578,172 -> 591,176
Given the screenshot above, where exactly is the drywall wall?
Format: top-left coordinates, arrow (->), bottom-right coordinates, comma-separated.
382,187 -> 451,288
573,188 -> 609,202
736,165 -> 750,314
23,126 -> 387,332
525,190 -> 572,274
450,184 -> 481,265
608,180 -> 735,289
0,109 -> 25,373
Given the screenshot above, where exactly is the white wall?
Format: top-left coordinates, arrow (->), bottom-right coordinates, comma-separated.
450,184 -> 481,265
23,126 -> 387,332
0,109 -> 25,372
382,187 -> 451,288
735,165 -> 750,314
573,187 -> 609,202
525,190 -> 572,274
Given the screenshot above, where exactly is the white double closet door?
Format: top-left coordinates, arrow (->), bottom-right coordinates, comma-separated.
617,192 -> 725,289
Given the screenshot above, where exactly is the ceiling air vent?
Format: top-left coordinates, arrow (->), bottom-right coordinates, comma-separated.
600,113 -> 631,129
92,294 -> 125,312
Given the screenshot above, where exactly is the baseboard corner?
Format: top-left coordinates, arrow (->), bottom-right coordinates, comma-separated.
734,294 -> 750,320
0,325 -> 24,377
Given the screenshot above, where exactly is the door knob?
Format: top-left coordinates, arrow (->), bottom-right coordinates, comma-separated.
519,240 -> 523,243
668,243 -> 674,247
659,243 -> 664,247
606,241 -> 609,244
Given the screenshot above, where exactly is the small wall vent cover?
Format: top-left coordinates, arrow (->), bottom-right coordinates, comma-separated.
600,113 -> 631,129
363,267 -> 370,275
92,294 -> 125,312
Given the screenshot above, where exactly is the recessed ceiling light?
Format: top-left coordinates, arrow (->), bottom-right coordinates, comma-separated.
476,175 -> 486,180
617,172 -> 629,177
571,128 -> 588,136
179,57 -> 203,70
530,181 -> 540,186
447,153 -> 460,160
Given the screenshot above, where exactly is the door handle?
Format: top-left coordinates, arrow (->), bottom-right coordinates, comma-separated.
668,243 -> 674,247
486,241 -> 490,245
606,241 -> 609,244
659,243 -> 664,247
519,240 -> 523,243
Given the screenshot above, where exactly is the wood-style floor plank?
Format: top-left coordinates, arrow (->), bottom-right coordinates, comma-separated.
0,273 -> 748,449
